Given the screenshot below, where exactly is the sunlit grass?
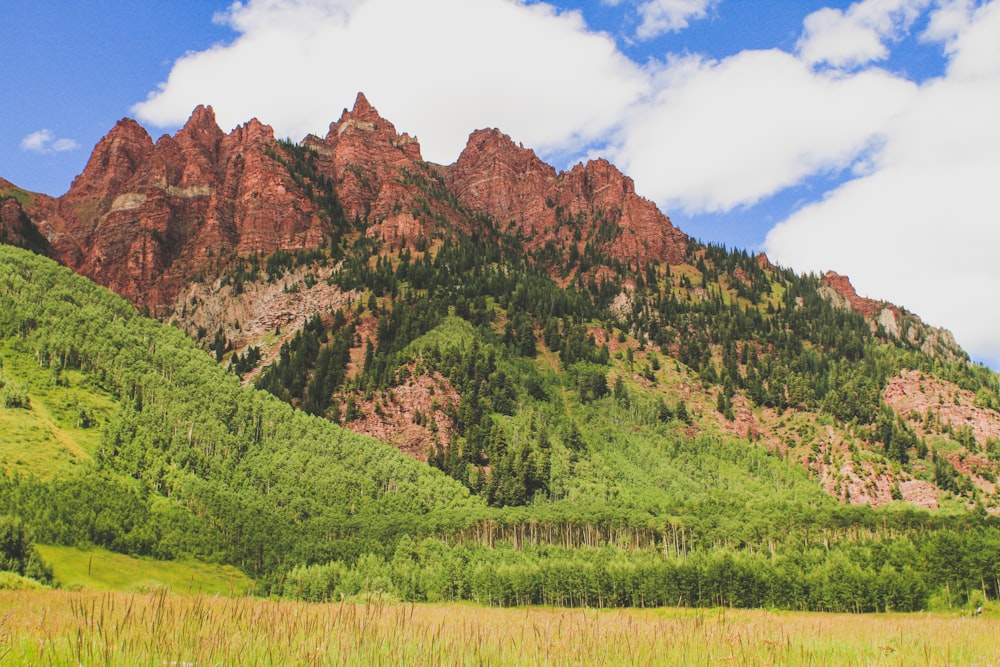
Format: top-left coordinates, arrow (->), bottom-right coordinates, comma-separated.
1,591 -> 998,666
36,545 -> 252,596
404,315 -> 477,355
0,343 -> 117,476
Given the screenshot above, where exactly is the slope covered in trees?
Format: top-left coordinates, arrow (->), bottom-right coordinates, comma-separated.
4,96 -> 1000,611
0,245 -> 480,585
3,241 -> 1000,610
223,137 -> 1000,519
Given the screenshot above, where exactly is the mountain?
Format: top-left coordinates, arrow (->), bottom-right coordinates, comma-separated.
3,243 -> 1000,611
4,95 -> 1000,610
2,107 -> 327,311
2,93 -> 999,517
3,94 -> 686,312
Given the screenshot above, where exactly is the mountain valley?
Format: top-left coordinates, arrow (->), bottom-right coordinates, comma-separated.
2,94 -> 1000,610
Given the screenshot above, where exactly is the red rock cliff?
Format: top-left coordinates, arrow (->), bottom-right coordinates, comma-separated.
448,128 -> 687,267
7,93 -> 689,309
29,106 -> 327,311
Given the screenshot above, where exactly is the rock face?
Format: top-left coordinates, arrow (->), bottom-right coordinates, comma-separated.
306,92 -> 424,223
884,369 -> 1000,447
0,183 -> 52,255
820,270 -> 965,362
820,271 -> 893,320
14,107 -> 326,312
449,128 -> 687,266
5,94 -> 690,311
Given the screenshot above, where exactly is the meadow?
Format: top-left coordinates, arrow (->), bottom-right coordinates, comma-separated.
35,545 -> 251,596
0,590 -> 997,666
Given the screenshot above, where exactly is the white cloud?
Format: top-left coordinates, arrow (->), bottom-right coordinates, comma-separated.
923,0 -> 1000,78
767,0 -> 1000,367
606,50 -> 916,213
921,0 -> 976,44
132,0 -> 647,164
131,0 -> 1000,367
20,129 -> 80,154
797,0 -> 929,68
635,0 -> 715,38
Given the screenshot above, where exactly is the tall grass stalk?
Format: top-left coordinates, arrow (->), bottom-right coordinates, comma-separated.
1,590 -> 998,665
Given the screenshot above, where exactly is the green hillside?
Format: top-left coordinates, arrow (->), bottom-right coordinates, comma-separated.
0,340 -> 116,476
35,544 -> 251,595
0,244 -> 480,585
2,244 -> 1000,612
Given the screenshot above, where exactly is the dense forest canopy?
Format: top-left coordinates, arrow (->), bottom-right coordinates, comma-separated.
2,128 -> 1000,610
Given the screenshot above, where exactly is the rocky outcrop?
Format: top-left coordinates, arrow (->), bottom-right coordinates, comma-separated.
317,93 -> 422,216
347,369 -> 460,461
884,369 -> 1000,447
449,128 -> 687,267
303,93 -> 443,246
820,271 -> 894,320
17,107 -> 327,312
169,262 -> 361,384
820,271 -> 965,362
0,186 -> 51,255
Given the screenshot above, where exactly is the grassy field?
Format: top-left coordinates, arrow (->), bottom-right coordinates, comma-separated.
0,591 -> 997,666
0,342 -> 117,477
35,545 -> 252,596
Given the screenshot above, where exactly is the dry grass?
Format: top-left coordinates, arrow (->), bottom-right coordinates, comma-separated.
1,591 -> 999,666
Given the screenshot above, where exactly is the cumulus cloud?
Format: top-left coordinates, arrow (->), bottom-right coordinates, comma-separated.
132,0 -> 1000,366
20,129 -> 80,154
921,0 -> 977,45
767,0 -> 1000,366
606,50 -> 916,213
132,0 -> 647,164
635,0 -> 716,38
797,0 -> 929,68
922,0 -> 1000,77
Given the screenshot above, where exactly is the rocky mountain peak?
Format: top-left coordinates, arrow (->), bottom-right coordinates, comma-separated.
447,127 -> 686,266
65,118 -> 154,205
173,105 -> 226,184
327,92 -> 420,158
455,128 -> 553,175
229,117 -> 275,147
821,271 -> 888,320
449,128 -> 555,228
567,158 -> 634,198
349,92 -> 377,121
311,94 -> 424,223
181,104 -> 222,133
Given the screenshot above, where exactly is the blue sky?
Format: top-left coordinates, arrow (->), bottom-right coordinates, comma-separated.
2,0 -> 999,369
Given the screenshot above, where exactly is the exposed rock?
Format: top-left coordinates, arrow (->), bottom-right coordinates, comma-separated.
21,107 -> 327,312
0,191 -> 51,255
899,479 -> 939,509
449,128 -> 687,268
820,271 -> 965,363
820,271 -> 895,320
169,263 -> 361,385
884,369 -> 1000,446
311,93 -> 428,228
347,369 -> 460,461
727,395 -> 760,441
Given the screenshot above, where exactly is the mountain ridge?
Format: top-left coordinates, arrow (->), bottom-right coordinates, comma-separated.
0,93 -> 950,348
3,93 -> 997,516
2,94 -> 692,311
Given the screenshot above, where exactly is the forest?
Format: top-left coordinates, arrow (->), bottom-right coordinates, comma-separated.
4,115 -> 1000,617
